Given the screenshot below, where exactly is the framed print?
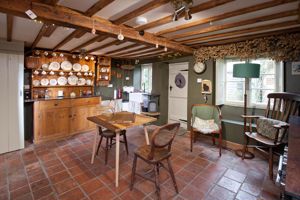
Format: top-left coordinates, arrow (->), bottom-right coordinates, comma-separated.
292,62 -> 300,75
202,79 -> 212,94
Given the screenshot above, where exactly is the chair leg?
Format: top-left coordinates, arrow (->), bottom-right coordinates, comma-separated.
167,158 -> 178,193
242,135 -> 249,160
190,129 -> 194,152
130,154 -> 137,190
269,147 -> 273,180
105,137 -> 109,165
96,135 -> 103,155
218,132 -> 222,157
123,133 -> 129,155
154,163 -> 161,200
212,133 -> 216,145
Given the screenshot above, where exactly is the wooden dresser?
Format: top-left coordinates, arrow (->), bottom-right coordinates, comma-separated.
33,96 -> 101,143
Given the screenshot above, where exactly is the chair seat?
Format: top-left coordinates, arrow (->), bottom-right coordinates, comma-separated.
245,132 -> 281,146
100,129 -> 126,138
134,145 -> 171,162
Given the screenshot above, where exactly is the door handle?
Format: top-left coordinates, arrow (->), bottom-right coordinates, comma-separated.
169,86 -> 173,91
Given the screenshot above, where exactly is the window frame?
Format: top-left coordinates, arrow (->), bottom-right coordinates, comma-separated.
140,63 -> 152,93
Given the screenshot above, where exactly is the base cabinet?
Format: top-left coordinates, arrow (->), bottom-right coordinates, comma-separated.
34,97 -> 100,143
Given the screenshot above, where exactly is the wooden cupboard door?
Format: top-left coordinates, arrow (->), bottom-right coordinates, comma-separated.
39,108 -> 70,140
70,106 -> 89,134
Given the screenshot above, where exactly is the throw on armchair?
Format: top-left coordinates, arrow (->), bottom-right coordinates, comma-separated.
190,104 -> 222,156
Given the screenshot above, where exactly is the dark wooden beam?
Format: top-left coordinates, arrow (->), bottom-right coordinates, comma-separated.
135,0 -> 233,31
43,24 -> 56,37
104,43 -> 140,55
181,20 -> 299,44
6,14 -> 13,41
0,0 -> 194,54
192,27 -> 300,47
86,40 -> 123,53
170,10 -> 298,39
70,35 -> 107,52
155,0 -> 298,36
121,49 -> 167,58
112,47 -> 156,57
31,24 -> 49,49
85,0 -> 115,16
53,30 -> 83,51
113,0 -> 170,25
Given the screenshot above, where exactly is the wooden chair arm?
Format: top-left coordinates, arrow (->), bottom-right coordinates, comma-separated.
241,115 -> 261,119
273,123 -> 289,129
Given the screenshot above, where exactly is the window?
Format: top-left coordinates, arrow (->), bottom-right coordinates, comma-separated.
141,64 -> 152,93
216,58 -> 283,107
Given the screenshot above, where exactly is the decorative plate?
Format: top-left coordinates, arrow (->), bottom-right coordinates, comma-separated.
86,79 -> 92,85
72,63 -> 81,72
82,65 -> 89,72
40,78 -> 49,86
33,80 -> 40,87
42,63 -> 49,70
49,62 -> 60,71
57,77 -> 67,86
77,78 -> 86,86
68,75 -> 78,85
61,61 -> 72,71
49,79 -> 57,86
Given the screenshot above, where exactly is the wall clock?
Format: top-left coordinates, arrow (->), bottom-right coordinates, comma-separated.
193,62 -> 206,74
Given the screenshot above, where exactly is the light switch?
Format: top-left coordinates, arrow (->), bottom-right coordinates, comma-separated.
197,78 -> 202,83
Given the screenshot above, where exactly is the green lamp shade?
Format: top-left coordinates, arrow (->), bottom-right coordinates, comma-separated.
233,63 -> 260,78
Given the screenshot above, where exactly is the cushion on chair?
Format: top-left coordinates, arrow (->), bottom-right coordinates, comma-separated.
256,117 -> 287,141
192,117 -> 219,134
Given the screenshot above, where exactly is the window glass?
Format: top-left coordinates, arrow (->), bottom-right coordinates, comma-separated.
141,64 -> 152,93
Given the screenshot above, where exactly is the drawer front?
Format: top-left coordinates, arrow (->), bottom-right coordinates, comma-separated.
71,97 -> 100,107
39,99 -> 70,109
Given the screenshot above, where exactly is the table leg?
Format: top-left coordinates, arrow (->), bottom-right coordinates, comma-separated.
144,126 -> 150,145
115,131 -> 120,187
91,128 -> 99,164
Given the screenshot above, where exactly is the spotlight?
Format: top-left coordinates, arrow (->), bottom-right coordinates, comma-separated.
117,32 -> 124,41
184,9 -> 192,20
85,56 -> 89,60
139,30 -> 144,36
90,56 -> 95,61
60,53 -> 64,57
164,46 -> 168,52
72,54 -> 76,59
156,43 -> 159,48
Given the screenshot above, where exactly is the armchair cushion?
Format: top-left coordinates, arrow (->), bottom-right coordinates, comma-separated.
256,117 -> 287,141
192,117 -> 219,134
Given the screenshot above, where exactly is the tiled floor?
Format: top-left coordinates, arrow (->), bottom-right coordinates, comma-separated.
0,127 -> 281,200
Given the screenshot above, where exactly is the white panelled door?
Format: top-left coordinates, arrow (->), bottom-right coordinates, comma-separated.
0,53 -> 24,154
168,62 -> 188,128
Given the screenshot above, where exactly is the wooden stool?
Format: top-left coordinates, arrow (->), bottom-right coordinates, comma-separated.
96,128 -> 128,165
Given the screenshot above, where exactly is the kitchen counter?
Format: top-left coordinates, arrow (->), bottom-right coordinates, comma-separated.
24,95 -> 101,103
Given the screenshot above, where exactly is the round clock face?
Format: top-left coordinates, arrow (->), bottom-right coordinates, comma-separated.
193,62 -> 206,74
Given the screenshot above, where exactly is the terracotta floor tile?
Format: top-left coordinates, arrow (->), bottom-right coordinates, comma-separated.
9,179 -> 28,191
236,190 -> 257,200
10,184 -> 31,199
81,178 -> 104,195
53,178 -> 77,195
59,187 -> 85,200
49,170 -> 70,185
119,188 -> 145,200
176,169 -> 196,184
224,169 -> 246,183
45,164 -> 66,176
191,157 -> 210,168
180,184 -> 205,200
190,175 -> 214,194
32,185 -> 54,200
30,178 -> 50,192
14,192 -> 33,200
89,187 -> 116,200
73,170 -> 95,185
208,185 -> 235,200
217,177 -> 241,193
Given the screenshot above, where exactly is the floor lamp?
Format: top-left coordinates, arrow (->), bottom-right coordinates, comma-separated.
233,62 -> 260,159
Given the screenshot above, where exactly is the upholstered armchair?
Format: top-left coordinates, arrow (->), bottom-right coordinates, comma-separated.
190,104 -> 222,156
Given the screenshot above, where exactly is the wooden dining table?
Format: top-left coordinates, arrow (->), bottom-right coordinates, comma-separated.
87,112 -> 157,187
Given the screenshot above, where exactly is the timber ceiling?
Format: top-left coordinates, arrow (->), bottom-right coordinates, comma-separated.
0,0 -> 299,60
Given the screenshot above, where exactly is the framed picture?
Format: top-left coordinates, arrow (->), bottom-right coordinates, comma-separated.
292,62 -> 300,75
202,79 -> 212,94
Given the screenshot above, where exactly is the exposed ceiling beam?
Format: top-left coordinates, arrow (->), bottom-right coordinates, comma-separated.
171,10 -> 298,40
181,20 -> 299,44
86,40 -> 123,54
53,30 -> 83,51
135,0 -> 233,31
155,0 -> 298,36
43,24 -> 56,37
70,35 -> 107,52
192,27 -> 300,47
0,0 -> 194,54
85,0 -> 115,16
113,47 -> 156,57
51,1 -> 115,50
123,49 -> 168,58
104,43 -> 140,55
113,0 -> 170,25
38,0 -> 59,5
31,24 -> 49,49
6,14 -> 13,41
109,46 -> 151,56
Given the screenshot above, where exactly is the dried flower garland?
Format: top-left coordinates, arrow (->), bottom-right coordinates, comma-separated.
194,33 -> 300,63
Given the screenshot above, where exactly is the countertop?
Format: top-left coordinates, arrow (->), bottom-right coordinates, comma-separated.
24,95 -> 101,103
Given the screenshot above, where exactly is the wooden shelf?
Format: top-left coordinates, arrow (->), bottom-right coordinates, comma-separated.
33,85 -> 93,88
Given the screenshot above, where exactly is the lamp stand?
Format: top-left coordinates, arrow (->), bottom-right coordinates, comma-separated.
235,78 -> 255,159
